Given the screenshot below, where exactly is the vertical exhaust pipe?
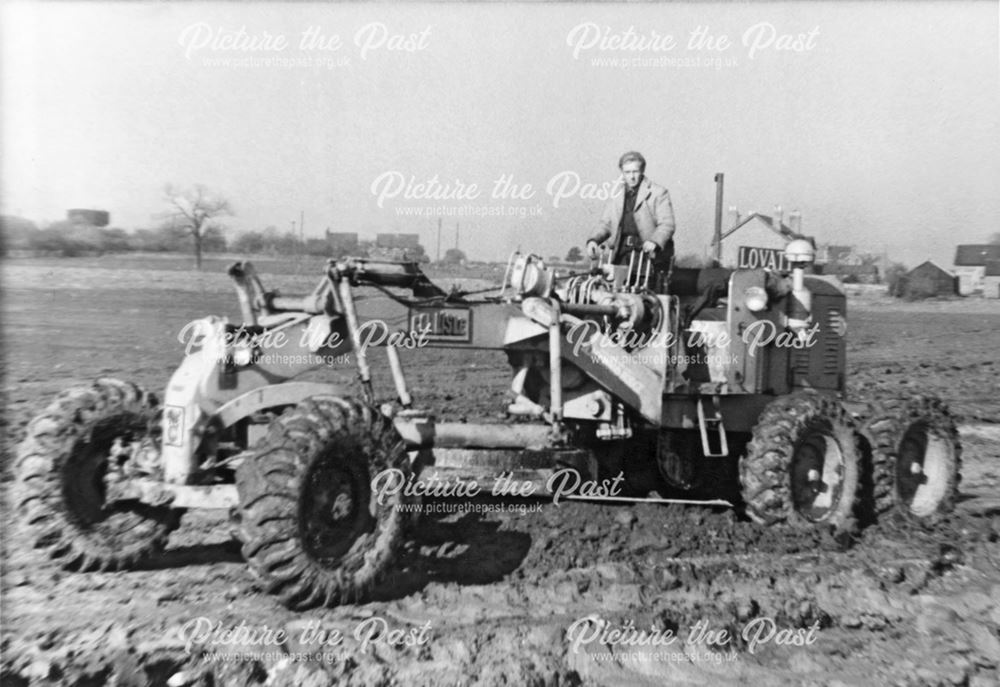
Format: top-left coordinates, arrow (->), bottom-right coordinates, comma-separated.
713,173 -> 724,267
548,302 -> 563,421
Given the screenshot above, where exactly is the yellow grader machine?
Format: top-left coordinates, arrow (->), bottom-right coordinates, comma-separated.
16,210 -> 961,611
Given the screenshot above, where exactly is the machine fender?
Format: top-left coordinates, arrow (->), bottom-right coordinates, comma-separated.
214,382 -> 350,428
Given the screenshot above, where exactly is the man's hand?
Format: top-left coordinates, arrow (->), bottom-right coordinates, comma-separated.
586,241 -> 600,260
642,240 -> 658,255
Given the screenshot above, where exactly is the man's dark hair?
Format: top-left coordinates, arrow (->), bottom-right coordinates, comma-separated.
618,151 -> 646,172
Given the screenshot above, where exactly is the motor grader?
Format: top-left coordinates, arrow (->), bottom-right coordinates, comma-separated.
16,224 -> 961,611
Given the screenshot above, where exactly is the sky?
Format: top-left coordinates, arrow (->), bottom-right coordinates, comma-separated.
2,1 -> 998,266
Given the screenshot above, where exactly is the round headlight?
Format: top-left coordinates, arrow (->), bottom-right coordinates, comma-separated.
744,286 -> 768,312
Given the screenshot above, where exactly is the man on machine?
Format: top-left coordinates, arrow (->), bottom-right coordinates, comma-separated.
586,150 -> 676,290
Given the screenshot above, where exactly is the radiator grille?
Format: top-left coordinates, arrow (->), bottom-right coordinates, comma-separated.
790,303 -> 845,389
823,308 -> 843,375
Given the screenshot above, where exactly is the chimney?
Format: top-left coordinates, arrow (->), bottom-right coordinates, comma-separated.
729,205 -> 740,228
772,205 -> 783,233
789,210 -> 802,236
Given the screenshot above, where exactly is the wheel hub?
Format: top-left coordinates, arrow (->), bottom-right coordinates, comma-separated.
792,430 -> 845,522
897,422 -> 952,517
301,457 -> 371,564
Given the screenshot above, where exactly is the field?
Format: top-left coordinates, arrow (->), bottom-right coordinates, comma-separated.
2,254 -> 999,686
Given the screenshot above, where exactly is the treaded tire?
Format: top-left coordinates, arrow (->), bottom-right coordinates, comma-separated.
857,397 -> 902,524
740,390 -> 860,532
862,395 -> 961,525
15,378 -> 181,571
235,396 -> 411,609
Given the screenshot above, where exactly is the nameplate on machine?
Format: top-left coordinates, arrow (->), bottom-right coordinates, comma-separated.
408,307 -> 472,342
737,246 -> 791,272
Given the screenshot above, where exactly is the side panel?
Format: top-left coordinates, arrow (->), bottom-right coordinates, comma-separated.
724,269 -> 787,394
161,347 -> 215,484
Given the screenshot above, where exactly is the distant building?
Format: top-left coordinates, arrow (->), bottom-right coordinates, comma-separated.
376,233 -> 420,249
953,244 -> 1000,294
325,231 -> 359,253
816,244 -> 883,284
828,263 -> 880,283
902,261 -> 958,298
67,209 -> 110,227
817,244 -> 855,264
365,233 -> 427,261
983,261 -> 1000,299
717,208 -> 814,271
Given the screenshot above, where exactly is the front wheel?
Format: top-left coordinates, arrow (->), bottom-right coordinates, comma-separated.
235,396 -> 412,609
740,391 -> 860,533
15,378 -> 181,571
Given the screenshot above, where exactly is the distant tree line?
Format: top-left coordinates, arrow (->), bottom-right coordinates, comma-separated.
0,216 -> 228,257
230,227 -> 333,257
1,216 -> 434,263
3,185 -> 443,267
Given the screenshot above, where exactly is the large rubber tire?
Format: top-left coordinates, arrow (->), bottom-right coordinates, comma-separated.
862,395 -> 961,525
235,396 -> 411,609
15,378 -> 181,571
740,391 -> 860,532
857,397 -> 903,524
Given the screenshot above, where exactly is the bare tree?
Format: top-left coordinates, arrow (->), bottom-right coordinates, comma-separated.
159,184 -> 233,269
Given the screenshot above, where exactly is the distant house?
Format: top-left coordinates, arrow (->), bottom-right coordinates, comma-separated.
817,244 -> 883,284
325,231 -> 359,253
717,210 -> 814,271
817,244 -> 855,264
953,244 -> 1000,294
901,261 -> 958,298
983,261 -> 1000,299
376,233 -> 420,249
369,233 -> 425,260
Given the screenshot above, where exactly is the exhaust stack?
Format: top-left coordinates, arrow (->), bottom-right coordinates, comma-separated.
713,173 -> 724,266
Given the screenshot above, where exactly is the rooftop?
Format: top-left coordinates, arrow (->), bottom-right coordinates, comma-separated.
954,244 -> 1000,266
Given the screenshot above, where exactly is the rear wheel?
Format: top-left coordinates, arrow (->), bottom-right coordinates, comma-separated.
740,391 -> 860,532
862,395 -> 960,524
15,379 -> 180,571
235,396 -> 411,609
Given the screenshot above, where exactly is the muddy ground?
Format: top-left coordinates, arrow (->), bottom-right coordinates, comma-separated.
1,256 -> 999,686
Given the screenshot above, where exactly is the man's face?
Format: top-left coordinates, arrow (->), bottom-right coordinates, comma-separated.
621,161 -> 643,190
